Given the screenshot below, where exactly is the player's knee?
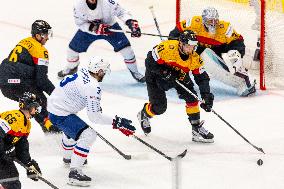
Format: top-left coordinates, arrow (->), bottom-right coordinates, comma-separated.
78,127 -> 97,146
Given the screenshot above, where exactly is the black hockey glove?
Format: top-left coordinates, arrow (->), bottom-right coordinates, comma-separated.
112,116 -> 136,136
0,146 -> 16,162
126,19 -> 141,37
89,20 -> 111,35
200,93 -> 214,112
160,67 -> 180,82
26,159 -> 41,181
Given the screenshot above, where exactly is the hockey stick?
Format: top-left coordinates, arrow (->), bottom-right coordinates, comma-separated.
175,80 -> 265,154
14,159 -> 60,189
132,135 -> 187,161
109,29 -> 174,39
95,131 -> 132,160
149,6 -> 163,41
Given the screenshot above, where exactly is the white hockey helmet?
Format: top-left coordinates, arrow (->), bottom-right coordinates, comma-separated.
202,7 -> 219,34
88,56 -> 111,74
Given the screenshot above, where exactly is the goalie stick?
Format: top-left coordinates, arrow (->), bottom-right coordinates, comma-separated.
175,80 -> 265,154
96,131 -> 131,160
133,135 -> 187,161
14,159 -> 60,189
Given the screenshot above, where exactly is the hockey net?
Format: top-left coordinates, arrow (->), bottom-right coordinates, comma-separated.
176,0 -> 284,90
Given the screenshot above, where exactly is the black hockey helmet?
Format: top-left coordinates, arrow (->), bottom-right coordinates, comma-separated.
31,20 -> 52,37
179,30 -> 198,46
19,92 -> 42,114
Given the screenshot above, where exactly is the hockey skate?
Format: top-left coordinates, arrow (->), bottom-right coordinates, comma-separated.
129,69 -> 145,83
63,158 -> 87,166
58,66 -> 78,78
68,168 -> 91,187
137,108 -> 151,135
192,120 -> 214,143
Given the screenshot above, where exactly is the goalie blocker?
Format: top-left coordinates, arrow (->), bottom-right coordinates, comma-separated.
201,48 -> 256,96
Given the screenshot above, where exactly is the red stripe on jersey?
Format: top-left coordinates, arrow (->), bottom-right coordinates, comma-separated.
196,36 -> 223,46
74,150 -> 88,157
7,130 -> 29,137
186,102 -> 199,107
157,58 -> 165,64
192,68 -> 200,75
167,61 -> 190,72
32,57 -> 39,65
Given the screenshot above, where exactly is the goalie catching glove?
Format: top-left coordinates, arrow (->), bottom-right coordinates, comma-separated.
26,159 -> 42,181
200,93 -> 214,112
112,116 -> 136,136
126,19 -> 141,37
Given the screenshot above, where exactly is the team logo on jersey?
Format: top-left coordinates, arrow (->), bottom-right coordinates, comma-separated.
169,45 -> 174,49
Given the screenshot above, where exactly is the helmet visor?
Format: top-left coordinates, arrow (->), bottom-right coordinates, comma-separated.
41,29 -> 53,39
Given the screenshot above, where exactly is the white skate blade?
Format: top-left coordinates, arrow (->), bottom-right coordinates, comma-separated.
192,131 -> 214,143
192,137 -> 214,143
68,179 -> 91,187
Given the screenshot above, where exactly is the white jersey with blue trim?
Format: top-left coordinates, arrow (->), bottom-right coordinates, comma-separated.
73,0 -> 132,34
47,68 -> 112,124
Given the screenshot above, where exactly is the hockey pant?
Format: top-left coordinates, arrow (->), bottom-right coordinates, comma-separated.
145,71 -> 200,123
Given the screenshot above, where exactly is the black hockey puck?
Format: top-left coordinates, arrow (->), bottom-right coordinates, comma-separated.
257,159 -> 263,166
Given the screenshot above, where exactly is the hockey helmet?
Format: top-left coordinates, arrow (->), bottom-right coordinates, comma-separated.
179,30 -> 198,46
19,92 -> 42,114
31,20 -> 53,38
202,7 -> 219,34
88,56 -> 111,74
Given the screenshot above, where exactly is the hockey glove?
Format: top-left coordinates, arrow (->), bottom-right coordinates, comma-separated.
89,20 -> 111,35
112,116 -> 136,136
26,159 -> 41,181
126,19 -> 141,37
200,93 -> 214,112
160,67 -> 180,82
0,146 -> 16,162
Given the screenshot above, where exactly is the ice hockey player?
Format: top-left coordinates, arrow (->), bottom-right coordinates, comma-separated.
48,56 -> 136,186
0,20 -> 60,133
0,92 -> 42,189
138,30 -> 214,143
57,0 -> 145,83
169,7 -> 256,96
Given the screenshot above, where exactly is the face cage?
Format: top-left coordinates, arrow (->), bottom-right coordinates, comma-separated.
204,19 -> 218,34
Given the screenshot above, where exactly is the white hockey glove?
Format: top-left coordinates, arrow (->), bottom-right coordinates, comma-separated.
223,50 -> 248,75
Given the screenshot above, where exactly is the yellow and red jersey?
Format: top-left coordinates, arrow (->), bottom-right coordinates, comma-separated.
7,37 -> 49,67
152,40 -> 205,75
0,110 -> 31,145
177,16 -> 243,48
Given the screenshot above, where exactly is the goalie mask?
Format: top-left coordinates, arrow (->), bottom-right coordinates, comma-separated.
202,7 -> 219,34
19,92 -> 42,116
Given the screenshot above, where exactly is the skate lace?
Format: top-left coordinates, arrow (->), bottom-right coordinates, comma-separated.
198,126 -> 209,135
